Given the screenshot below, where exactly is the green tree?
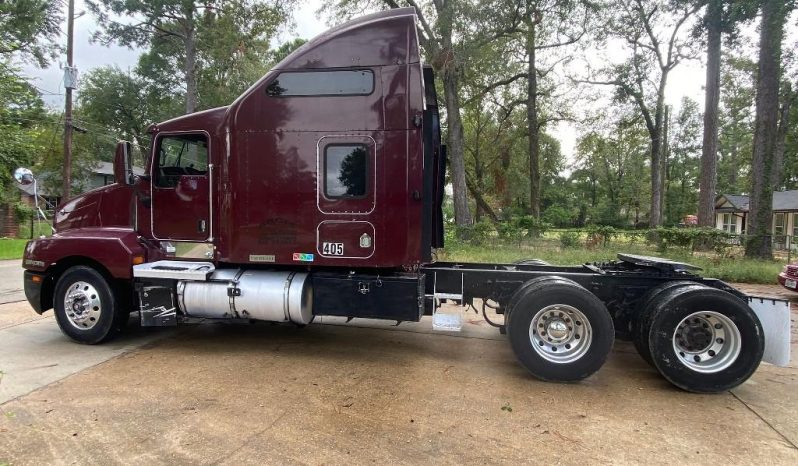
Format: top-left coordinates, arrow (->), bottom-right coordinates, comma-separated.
0,0 -> 62,66
77,66 -> 179,163
572,108 -> 650,227
695,0 -> 757,226
471,0 -> 595,218
582,0 -> 701,227
665,97 -> 702,225
745,0 -> 795,259
0,66 -> 47,202
88,0 -> 291,113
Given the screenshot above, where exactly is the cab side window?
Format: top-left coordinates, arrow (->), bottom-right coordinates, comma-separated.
324,144 -> 368,198
155,134 -> 209,188
266,70 -> 374,97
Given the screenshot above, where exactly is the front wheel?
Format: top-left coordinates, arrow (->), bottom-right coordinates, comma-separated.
53,266 -> 127,344
506,277 -> 614,382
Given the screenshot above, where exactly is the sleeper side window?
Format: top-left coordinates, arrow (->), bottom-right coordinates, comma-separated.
155,134 -> 209,188
266,70 -> 374,96
324,144 -> 368,199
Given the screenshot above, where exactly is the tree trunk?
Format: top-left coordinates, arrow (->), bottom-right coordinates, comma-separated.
526,19 -> 541,218
698,0 -> 722,227
661,105 -> 669,223
772,82 -> 793,190
745,0 -> 786,259
648,90 -> 665,227
466,178 -> 500,223
441,69 -> 473,227
183,14 -> 198,114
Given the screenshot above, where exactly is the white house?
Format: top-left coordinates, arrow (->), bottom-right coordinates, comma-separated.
715,191 -> 798,237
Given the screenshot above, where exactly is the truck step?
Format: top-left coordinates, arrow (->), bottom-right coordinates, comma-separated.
432,309 -> 463,332
133,260 -> 215,280
433,292 -> 464,302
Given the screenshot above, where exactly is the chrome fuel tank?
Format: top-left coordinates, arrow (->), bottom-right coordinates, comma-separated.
177,269 -> 313,324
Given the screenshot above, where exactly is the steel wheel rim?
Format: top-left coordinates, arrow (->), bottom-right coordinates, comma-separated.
672,311 -> 741,373
528,304 -> 593,364
64,281 -> 102,330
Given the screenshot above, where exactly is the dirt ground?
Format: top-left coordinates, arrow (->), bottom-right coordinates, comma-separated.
1,283 -> 797,465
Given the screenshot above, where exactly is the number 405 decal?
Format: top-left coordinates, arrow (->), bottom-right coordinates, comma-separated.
322,242 -> 344,256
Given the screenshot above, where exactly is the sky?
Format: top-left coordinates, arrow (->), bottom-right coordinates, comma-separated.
18,1 -> 793,161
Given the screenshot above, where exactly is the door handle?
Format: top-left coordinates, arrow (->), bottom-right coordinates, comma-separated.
412,190 -> 421,201
198,219 -> 207,233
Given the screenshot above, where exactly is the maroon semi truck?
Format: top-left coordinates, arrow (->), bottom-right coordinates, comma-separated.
17,8 -> 790,393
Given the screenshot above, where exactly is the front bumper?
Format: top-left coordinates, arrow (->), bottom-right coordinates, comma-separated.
778,272 -> 797,291
23,270 -> 46,314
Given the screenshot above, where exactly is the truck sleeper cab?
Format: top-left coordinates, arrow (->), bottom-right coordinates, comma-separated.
20,8 -> 790,394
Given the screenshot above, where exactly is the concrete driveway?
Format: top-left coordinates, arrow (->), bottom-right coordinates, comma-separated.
0,259 -> 24,305
0,284 -> 797,464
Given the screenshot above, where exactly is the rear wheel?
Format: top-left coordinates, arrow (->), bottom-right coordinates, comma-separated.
647,287 -> 764,393
53,266 -> 126,344
506,277 -> 614,382
514,259 -> 550,266
631,281 -> 698,366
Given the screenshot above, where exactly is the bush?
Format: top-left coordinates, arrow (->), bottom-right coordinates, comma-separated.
646,227 -> 733,255
586,224 -> 617,248
497,221 -> 524,243
14,202 -> 34,222
455,221 -> 495,245
559,231 -> 581,249
542,206 -> 574,228
517,215 -> 552,238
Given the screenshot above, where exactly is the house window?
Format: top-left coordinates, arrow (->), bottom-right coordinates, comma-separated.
793,213 -> 798,237
266,70 -> 374,97
774,212 -> 785,235
722,213 -> 736,234
324,144 -> 368,198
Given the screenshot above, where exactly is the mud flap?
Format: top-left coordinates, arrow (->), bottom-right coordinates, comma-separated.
748,296 -> 791,366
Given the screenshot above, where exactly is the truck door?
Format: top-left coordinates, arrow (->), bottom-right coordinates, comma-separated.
150,132 -> 211,241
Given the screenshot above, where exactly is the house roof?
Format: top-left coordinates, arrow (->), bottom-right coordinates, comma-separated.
716,190 -> 798,212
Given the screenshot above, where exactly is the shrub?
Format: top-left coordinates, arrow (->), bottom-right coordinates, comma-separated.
455,221 -> 495,245
586,224 -> 618,247
497,221 -> 524,243
14,202 -> 34,222
646,227 -> 733,255
542,206 -> 574,228
517,215 -> 552,238
559,231 -> 581,249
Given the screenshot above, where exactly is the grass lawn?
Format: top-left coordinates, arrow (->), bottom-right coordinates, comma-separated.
0,239 -> 28,261
438,241 -> 786,285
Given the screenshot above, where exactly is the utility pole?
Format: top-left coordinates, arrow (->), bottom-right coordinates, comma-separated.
62,0 -> 76,201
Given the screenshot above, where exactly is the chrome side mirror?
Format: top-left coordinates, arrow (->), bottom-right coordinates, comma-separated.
13,167 -> 34,186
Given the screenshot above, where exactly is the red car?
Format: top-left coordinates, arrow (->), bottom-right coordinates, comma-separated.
778,264 -> 798,291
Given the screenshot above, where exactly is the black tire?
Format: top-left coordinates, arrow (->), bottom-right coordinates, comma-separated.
53,266 -> 126,344
514,259 -> 550,266
506,277 -> 614,382
631,281 -> 699,366
648,286 -> 765,393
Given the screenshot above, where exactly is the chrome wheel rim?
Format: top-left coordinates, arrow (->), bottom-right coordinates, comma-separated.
64,281 -> 102,330
529,304 -> 593,364
672,311 -> 741,373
